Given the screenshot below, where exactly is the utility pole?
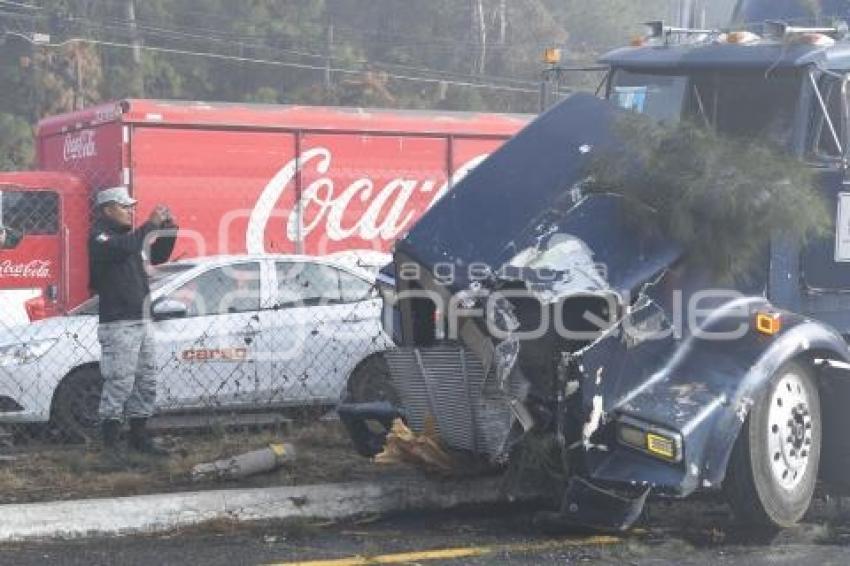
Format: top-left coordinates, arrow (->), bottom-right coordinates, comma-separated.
498,0 -> 507,45
324,23 -> 334,93
126,0 -> 144,96
74,46 -> 84,109
471,0 -> 486,75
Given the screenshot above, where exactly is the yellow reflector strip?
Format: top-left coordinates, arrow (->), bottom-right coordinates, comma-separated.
646,433 -> 676,460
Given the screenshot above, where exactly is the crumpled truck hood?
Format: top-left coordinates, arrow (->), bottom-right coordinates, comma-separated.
396,93 -> 681,297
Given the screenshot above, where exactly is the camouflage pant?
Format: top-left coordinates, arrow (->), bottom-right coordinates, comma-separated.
98,320 -> 157,421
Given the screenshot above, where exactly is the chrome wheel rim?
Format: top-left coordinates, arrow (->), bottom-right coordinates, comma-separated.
767,372 -> 813,491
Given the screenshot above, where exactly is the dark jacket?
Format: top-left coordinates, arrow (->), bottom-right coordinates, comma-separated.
88,217 -> 178,323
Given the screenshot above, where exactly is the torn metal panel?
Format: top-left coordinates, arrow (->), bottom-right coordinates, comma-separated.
536,477 -> 649,533
396,95 -> 632,292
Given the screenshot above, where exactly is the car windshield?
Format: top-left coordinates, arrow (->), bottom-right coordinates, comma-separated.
69,263 -> 195,316
610,70 -> 802,148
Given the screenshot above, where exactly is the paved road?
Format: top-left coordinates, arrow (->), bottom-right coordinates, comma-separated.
2,500 -> 850,565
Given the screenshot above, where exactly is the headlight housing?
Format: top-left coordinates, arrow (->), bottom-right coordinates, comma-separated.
0,339 -> 59,367
617,415 -> 683,463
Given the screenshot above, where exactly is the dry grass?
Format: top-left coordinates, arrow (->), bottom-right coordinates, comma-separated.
0,421 -> 409,504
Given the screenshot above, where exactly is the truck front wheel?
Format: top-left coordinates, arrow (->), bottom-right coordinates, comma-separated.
725,361 -> 821,529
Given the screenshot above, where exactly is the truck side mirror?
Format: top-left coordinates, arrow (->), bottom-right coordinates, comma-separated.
0,227 -> 23,250
45,284 -> 59,302
151,298 -> 189,321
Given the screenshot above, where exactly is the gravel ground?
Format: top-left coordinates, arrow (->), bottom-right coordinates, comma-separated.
0,421 -> 411,504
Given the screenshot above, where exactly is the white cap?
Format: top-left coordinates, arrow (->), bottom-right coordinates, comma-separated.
96,186 -> 137,207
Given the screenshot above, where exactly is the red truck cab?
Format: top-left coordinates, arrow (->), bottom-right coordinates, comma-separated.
0,172 -> 89,325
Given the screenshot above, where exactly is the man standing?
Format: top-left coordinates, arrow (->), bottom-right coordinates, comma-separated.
89,187 -> 178,454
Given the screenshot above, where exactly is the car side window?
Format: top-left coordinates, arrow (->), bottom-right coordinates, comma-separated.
339,270 -> 373,303
276,262 -> 342,307
169,263 -> 261,317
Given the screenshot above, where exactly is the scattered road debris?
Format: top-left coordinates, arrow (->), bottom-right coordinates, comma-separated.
191,443 -> 295,482
375,419 -> 460,475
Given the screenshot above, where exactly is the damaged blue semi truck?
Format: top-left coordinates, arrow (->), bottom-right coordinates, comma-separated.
340,0 -> 850,531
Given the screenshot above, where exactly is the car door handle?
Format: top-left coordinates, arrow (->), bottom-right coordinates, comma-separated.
342,316 -> 367,323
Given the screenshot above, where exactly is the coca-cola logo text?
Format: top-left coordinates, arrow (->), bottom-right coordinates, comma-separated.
0,259 -> 52,279
246,148 -> 488,253
63,131 -> 97,162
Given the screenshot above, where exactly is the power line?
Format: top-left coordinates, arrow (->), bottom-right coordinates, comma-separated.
1,5 -> 590,96
51,11 -> 544,89
3,31 -> 540,95
0,11 -> 541,92
3,3 -> 601,91
71,4 -> 560,54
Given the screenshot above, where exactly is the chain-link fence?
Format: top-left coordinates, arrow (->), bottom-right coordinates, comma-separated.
0,178 -> 404,459
0,235 -> 394,445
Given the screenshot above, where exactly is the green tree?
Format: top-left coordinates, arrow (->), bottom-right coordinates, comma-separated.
0,113 -> 33,170
0,0 -> 680,138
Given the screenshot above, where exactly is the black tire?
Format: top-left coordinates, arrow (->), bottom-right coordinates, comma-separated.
725,361 -> 821,529
342,353 -> 400,458
50,367 -> 104,444
347,354 -> 400,406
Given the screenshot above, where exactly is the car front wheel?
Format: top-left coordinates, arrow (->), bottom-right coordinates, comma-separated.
50,366 -> 104,444
725,360 -> 821,529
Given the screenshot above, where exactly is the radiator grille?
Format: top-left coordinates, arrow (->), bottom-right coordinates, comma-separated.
385,345 -> 528,462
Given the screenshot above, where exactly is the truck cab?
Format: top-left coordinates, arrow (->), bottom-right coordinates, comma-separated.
601,21 -> 850,335
339,16 -> 850,532
0,173 -> 89,327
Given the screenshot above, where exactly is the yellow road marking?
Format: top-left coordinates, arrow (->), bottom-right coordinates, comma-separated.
266,535 -> 621,566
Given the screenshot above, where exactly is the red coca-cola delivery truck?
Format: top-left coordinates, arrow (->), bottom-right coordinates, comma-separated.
0,100 -> 529,325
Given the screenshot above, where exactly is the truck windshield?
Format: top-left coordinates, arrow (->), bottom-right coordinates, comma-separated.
735,0 -> 850,26
610,70 -> 802,148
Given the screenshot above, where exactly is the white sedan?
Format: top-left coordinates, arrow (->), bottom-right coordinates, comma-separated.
0,255 -> 392,438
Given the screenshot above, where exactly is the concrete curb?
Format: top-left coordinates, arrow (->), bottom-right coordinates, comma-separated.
0,478 -> 532,542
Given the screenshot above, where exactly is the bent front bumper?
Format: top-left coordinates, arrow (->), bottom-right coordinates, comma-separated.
338,401 -> 403,458
536,477 -> 650,532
